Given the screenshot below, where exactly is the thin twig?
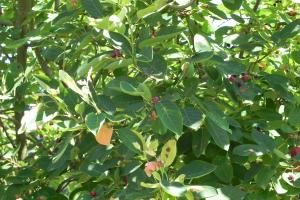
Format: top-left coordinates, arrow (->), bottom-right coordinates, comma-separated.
0,119 -> 16,148
56,177 -> 76,192
34,48 -> 52,76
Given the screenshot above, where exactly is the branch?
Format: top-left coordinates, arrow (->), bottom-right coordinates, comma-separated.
253,0 -> 261,12
56,177 -> 76,192
0,119 -> 16,148
54,0 -> 60,11
34,48 -> 52,76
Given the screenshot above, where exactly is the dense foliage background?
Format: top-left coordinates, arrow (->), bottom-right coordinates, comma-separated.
0,0 -> 300,199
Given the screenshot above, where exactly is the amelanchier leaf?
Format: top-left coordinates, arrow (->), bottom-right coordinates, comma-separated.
177,160 -> 216,179
206,119 -> 230,151
81,0 -> 102,18
137,0 -> 168,19
155,101 -> 183,136
85,113 -> 105,135
160,139 -> 177,167
222,0 -> 243,10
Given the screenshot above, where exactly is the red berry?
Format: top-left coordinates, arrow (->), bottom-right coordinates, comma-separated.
241,73 -> 250,82
90,191 -> 97,197
151,96 -> 160,104
228,74 -> 237,82
112,49 -> 121,58
290,147 -> 300,158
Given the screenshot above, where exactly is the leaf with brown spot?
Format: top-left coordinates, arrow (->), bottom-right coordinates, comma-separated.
160,139 -> 177,167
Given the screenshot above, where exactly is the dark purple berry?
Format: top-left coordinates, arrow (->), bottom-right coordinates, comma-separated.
112,49 -> 121,58
288,174 -> 294,181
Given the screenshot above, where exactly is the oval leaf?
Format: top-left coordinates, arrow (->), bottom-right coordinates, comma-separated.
155,101 -> 183,136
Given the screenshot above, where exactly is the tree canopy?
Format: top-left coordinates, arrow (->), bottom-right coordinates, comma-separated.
0,0 -> 300,199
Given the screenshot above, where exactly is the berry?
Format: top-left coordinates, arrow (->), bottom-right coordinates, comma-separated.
290,147 -> 300,158
112,49 -> 121,58
90,191 -> 97,197
151,96 -> 160,104
228,74 -> 237,82
288,174 -> 295,181
241,73 -> 250,82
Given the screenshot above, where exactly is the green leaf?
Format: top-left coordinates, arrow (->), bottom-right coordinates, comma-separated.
118,128 -> 143,153
160,139 -> 177,167
194,34 -> 212,53
120,81 -> 141,96
137,0 -> 168,19
251,130 -> 275,151
213,156 -> 233,183
85,113 -> 105,135
160,179 -> 187,197
138,54 -> 167,80
139,29 -> 184,48
103,30 -> 132,55
181,107 -> 202,131
155,101 -> 183,136
222,0 -> 242,10
202,101 -> 231,133
271,19 -> 300,45
233,144 -> 267,156
206,119 -> 230,151
177,160 -> 216,179
192,130 -> 210,157
119,81 -> 150,101
81,0 -> 102,18
291,50 -> 300,64
288,106 -> 300,126
59,70 -> 89,101
206,186 -> 245,200
255,166 -> 276,189
187,186 -> 218,198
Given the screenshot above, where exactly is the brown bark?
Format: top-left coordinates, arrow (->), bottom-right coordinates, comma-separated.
15,0 -> 33,160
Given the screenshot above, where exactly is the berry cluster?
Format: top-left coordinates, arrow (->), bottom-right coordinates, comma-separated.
228,73 -> 250,89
